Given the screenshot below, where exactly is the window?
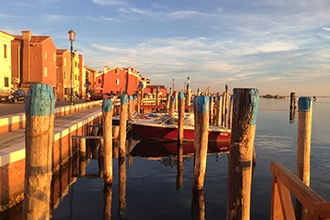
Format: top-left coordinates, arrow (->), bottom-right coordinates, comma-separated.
116,79 -> 120,85
4,77 -> 9,87
44,51 -> 47,59
53,53 -> 56,62
64,72 -> 67,80
4,44 -> 7,58
115,69 -> 118,74
64,58 -> 67,66
64,88 -> 69,95
98,78 -> 101,84
44,67 -> 48,77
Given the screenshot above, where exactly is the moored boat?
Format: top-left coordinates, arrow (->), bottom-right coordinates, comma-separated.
129,114 -> 231,143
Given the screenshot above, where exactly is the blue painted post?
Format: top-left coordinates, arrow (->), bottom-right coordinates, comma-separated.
193,96 -> 209,190
102,98 -> 113,184
227,88 -> 259,220
295,97 -> 313,219
24,84 -> 55,220
178,92 -> 185,145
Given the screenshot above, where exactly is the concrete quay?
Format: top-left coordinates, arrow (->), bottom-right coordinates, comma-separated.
0,100 -> 103,212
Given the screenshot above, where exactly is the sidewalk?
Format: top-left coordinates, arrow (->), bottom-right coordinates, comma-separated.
0,105 -> 102,166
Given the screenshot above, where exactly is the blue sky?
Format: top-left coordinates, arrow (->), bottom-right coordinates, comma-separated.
1,0 -> 330,96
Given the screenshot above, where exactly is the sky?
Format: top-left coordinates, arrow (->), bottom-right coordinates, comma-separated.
1,0 -> 330,96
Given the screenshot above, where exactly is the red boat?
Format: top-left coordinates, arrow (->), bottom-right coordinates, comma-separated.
129,114 -> 231,143
130,140 -> 230,158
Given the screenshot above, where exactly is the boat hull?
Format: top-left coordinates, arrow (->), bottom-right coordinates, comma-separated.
131,123 -> 231,143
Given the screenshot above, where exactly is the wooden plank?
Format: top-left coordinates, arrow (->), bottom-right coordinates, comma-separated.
278,179 -> 296,220
270,162 -> 325,213
71,135 -> 103,139
271,176 -> 284,220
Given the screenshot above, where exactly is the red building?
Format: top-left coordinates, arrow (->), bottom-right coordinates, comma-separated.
95,66 -> 142,96
11,30 -> 57,92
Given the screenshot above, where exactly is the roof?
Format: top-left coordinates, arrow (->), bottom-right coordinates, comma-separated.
14,35 -> 50,43
56,49 -> 68,54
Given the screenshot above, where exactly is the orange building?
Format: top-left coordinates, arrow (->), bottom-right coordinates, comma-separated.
84,65 -> 97,94
11,30 -> 57,92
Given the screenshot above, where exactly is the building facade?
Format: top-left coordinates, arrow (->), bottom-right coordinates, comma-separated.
11,30 -> 57,92
0,31 -> 14,93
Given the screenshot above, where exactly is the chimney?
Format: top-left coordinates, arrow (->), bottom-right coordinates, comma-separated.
22,30 -> 32,41
103,66 -> 108,74
22,30 -> 32,83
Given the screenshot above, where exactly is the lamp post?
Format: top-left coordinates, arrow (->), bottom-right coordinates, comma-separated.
68,29 -> 76,105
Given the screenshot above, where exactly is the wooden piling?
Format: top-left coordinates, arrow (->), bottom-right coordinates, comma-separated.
222,85 -> 229,127
191,189 -> 205,220
176,143 -> 184,191
193,96 -> 209,190
216,94 -> 222,126
24,84 -> 55,220
295,96 -> 313,219
103,184 -> 113,220
209,95 -> 214,125
227,88 -> 259,220
228,95 -> 233,129
102,98 -> 113,184
128,95 -> 134,120
178,92 -> 185,145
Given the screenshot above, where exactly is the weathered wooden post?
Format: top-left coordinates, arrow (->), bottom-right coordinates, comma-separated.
290,92 -> 297,123
191,189 -> 205,220
169,95 -> 175,123
228,95 -> 234,129
24,84 -> 55,220
186,80 -> 192,107
222,84 -> 229,127
295,96 -> 313,220
102,98 -> 113,184
166,93 -> 170,111
209,95 -> 214,125
193,96 -> 209,190
178,92 -> 185,145
227,88 -> 259,220
174,91 -> 178,110
128,95 -> 134,120
216,94 -> 222,126
176,143 -> 184,191
103,183 -> 113,219
156,86 -> 160,111
118,94 -> 128,218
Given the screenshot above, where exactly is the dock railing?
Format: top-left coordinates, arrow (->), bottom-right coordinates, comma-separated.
270,162 -> 330,220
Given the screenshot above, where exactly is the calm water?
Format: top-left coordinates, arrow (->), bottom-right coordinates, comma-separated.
1,97 -> 330,220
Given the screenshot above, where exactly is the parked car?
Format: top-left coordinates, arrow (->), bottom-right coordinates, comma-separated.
0,89 -> 26,103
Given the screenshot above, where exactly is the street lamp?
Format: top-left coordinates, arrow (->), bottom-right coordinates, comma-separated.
68,29 -> 76,105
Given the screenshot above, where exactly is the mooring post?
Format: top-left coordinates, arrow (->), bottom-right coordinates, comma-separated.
102,98 -> 113,184
228,95 -> 234,129
176,143 -> 184,191
191,189 -> 205,220
227,88 -> 259,220
216,94 -> 222,126
166,93 -> 170,111
24,84 -> 55,220
290,92 -> 297,123
178,92 -> 185,145
209,95 -> 214,125
118,94 -> 128,217
193,96 -> 209,190
295,96 -> 313,220
128,95 -> 134,120
103,184 -> 113,220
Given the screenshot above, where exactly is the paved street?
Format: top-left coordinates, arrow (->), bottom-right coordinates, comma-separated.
0,99 -> 87,116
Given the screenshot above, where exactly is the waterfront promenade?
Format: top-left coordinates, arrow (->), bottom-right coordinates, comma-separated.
0,100 -> 103,212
